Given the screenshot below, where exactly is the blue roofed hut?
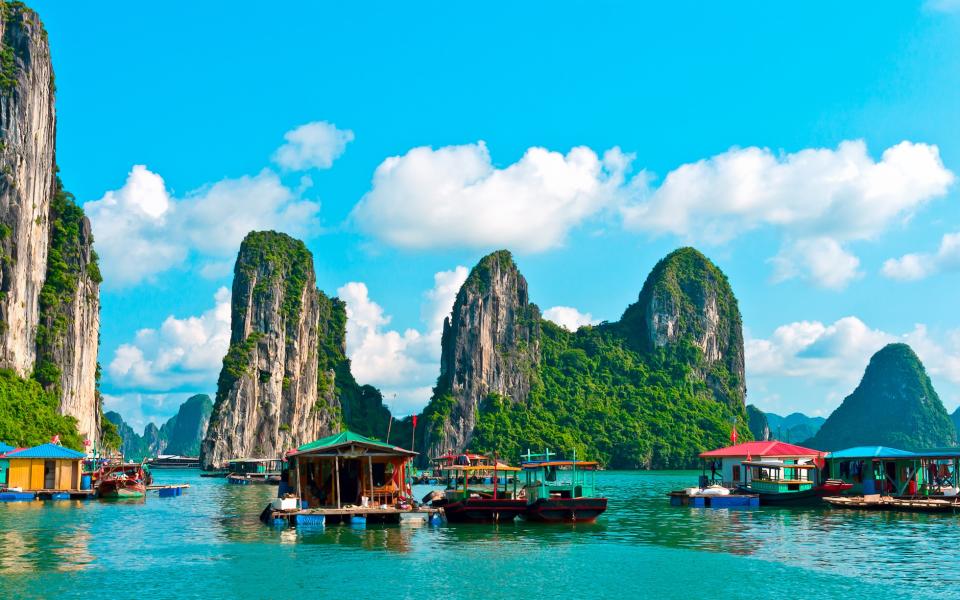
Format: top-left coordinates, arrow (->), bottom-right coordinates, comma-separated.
1,443 -> 85,493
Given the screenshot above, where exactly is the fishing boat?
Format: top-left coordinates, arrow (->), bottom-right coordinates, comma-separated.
428,462 -> 526,523
520,450 -> 607,522
97,462 -> 149,499
735,459 -> 851,505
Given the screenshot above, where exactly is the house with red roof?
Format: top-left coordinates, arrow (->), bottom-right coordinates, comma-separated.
699,441 -> 824,487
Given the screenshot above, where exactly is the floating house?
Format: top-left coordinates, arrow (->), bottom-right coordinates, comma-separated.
699,441 -> 823,487
826,446 -> 960,496
1,443 -> 86,493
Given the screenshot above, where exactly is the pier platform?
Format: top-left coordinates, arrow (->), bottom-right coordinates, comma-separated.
264,505 -> 444,526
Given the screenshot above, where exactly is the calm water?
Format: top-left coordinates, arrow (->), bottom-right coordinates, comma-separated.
1,470 -> 957,599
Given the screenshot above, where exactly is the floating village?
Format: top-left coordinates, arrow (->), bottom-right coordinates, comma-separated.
6,425 -> 960,528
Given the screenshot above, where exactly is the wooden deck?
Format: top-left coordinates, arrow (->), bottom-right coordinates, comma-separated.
266,505 -> 444,525
825,495 -> 960,513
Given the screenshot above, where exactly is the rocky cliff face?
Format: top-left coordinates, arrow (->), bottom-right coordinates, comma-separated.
424,250 -> 541,457
0,4 -> 101,444
807,343 -> 956,451
620,247 -> 745,410
0,3 -> 55,376
201,231 -> 335,469
162,394 -> 212,456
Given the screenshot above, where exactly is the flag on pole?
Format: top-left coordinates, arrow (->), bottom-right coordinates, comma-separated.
412,415 -> 417,429
51,434 -> 61,445
729,424 -> 737,444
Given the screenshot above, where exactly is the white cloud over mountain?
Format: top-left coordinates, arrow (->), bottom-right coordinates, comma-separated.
543,306 -> 599,331
747,316 -> 960,415
623,140 -> 954,289
272,121 -> 354,171
337,266 -> 468,415
86,166 -> 321,287
108,287 -> 232,391
882,232 -> 960,281
352,142 -> 631,252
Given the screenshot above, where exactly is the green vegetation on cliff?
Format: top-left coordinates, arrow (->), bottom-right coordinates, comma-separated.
746,405 -> 769,441
0,368 -> 83,450
235,231 -> 313,325
807,343 -> 956,451
470,319 -> 749,469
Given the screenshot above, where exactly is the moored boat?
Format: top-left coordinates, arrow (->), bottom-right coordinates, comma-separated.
429,462 -> 526,523
735,460 -> 851,505
97,462 -> 149,499
520,450 -> 607,522
226,458 -> 283,485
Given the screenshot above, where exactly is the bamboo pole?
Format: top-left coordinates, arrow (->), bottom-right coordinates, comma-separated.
294,457 -> 302,502
335,455 -> 341,509
368,455 -> 374,506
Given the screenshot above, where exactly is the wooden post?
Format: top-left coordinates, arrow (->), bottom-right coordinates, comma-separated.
368,455 -> 374,506
294,456 -> 302,502
334,455 -> 341,509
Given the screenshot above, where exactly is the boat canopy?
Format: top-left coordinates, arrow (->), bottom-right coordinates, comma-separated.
522,460 -> 599,470
442,463 -> 520,472
742,460 -> 816,469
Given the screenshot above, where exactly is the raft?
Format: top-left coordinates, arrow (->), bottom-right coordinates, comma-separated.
824,494 -> 960,513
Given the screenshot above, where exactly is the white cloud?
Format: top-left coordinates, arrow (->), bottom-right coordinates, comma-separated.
770,238 -> 862,290
882,232 -> 960,281
338,266 -> 468,415
86,166 -> 321,287
273,121 -> 354,171
925,0 -> 960,13
108,287 -> 232,391
543,306 -> 599,331
747,316 -> 960,415
623,140 -> 954,289
352,142 -> 631,252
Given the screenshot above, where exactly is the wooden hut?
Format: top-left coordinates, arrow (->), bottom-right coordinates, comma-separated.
699,441 -> 822,487
289,431 -> 416,510
2,443 -> 85,492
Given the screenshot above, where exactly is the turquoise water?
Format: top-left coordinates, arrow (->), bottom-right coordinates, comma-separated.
1,470 -> 957,599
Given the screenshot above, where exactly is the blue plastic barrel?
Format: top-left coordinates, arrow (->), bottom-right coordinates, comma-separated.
350,515 -> 367,526
863,478 -> 876,494
81,474 -> 92,490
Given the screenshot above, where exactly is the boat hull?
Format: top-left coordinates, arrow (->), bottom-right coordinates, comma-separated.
736,483 -> 852,506
524,497 -> 607,522
436,498 -> 527,523
98,482 -> 146,499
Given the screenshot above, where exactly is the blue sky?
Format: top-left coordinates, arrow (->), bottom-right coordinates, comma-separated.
29,1 -> 960,431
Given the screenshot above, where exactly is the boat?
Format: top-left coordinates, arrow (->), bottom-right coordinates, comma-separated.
226,458 -> 284,485
519,450 -> 607,522
97,462 -> 150,499
667,485 -> 759,508
148,455 -> 200,469
735,459 -> 851,505
428,462 -> 526,523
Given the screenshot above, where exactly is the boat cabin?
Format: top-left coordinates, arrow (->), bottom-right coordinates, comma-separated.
287,431 -> 416,509
742,460 -> 817,493
1,443 -> 85,492
440,462 -> 521,502
520,449 -> 599,502
228,458 -> 284,476
699,441 -> 822,488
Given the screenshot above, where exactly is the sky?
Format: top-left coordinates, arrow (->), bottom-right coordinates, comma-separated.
28,0 -> 960,431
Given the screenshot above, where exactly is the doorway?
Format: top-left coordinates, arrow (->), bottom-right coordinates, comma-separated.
44,460 -> 56,489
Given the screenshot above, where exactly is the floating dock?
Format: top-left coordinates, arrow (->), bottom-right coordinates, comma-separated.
264,505 -> 444,526
668,490 -> 759,508
824,494 -> 960,513
146,484 -> 190,497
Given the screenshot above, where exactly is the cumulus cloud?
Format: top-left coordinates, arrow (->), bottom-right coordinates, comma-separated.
925,0 -> 960,13
86,166 -> 320,287
338,266 -> 468,415
352,142 -> 632,252
273,121 -> 354,170
543,306 -> 599,331
747,316 -> 960,415
623,140 -> 954,289
882,232 -> 960,281
108,287 -> 232,391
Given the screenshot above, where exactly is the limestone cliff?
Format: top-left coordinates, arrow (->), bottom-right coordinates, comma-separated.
423,250 -> 541,457
0,3 -> 101,444
0,3 -> 55,375
620,247 -> 746,410
201,232 -> 335,468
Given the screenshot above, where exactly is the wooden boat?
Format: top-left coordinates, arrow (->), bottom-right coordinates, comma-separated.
520,450 -> 607,522
735,459 -> 851,505
428,463 -> 526,523
226,458 -> 283,485
97,462 -> 149,499
825,494 -> 960,513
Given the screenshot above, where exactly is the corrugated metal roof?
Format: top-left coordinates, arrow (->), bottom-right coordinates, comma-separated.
296,430 -> 416,456
0,442 -> 14,455
827,446 -> 914,459
699,440 -> 823,458
3,443 -> 85,460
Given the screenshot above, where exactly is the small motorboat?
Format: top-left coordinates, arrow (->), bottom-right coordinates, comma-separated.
520,450 -> 607,523
97,462 -> 149,499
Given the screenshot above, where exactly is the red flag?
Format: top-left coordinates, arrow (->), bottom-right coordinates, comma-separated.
83,439 -> 91,447
51,434 -> 61,444
729,425 -> 737,444
412,415 -> 418,429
